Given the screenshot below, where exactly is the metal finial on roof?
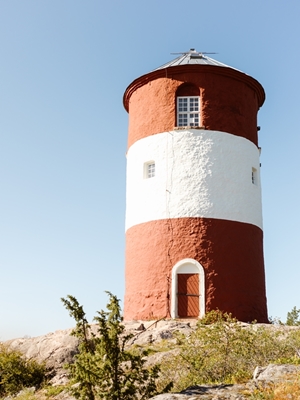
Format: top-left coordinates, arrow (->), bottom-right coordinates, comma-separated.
171,48 -> 218,59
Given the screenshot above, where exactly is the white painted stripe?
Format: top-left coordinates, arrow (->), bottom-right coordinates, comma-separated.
125,130 -> 263,231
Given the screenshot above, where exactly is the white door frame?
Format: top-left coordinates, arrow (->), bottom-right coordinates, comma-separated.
171,258 -> 205,318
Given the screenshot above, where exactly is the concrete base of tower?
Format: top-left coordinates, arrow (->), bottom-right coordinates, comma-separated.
124,217 -> 268,323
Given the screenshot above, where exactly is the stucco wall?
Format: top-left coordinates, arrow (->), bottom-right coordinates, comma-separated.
126,129 -> 263,231
126,69 -> 260,148
124,217 -> 268,323
123,63 -> 267,324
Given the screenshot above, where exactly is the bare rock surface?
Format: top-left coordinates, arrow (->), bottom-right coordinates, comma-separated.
126,320 -> 195,345
4,320 -> 194,385
150,384 -> 249,400
150,364 -> 300,399
5,328 -> 79,385
7,328 -> 78,367
253,363 -> 300,383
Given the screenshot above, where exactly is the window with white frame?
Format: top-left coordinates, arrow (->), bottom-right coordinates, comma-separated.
145,162 -> 155,178
177,96 -> 200,127
252,167 -> 257,185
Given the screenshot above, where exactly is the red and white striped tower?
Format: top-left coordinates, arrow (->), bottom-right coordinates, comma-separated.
123,49 -> 268,323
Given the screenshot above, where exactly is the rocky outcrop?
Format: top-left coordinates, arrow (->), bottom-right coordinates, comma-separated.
6,328 -> 79,385
253,363 -> 300,384
4,320 -> 194,385
151,364 -> 300,399
4,321 -> 300,399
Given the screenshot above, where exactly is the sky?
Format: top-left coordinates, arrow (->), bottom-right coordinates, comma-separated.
1,1 -> 300,340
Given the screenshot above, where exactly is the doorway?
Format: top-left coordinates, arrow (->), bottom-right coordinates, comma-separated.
177,273 -> 199,317
171,258 -> 205,319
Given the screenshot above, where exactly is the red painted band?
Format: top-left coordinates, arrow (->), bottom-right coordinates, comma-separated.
124,217 -> 268,323
124,65 -> 264,149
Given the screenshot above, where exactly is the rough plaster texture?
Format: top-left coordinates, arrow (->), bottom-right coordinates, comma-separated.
124,65 -> 263,149
124,217 -> 268,323
126,130 -> 263,231
124,62 -> 267,324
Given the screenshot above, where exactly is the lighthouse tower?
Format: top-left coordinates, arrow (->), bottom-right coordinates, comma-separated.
123,49 -> 268,323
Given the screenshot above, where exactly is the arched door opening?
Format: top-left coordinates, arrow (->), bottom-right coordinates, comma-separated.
177,273 -> 199,317
171,258 -> 205,319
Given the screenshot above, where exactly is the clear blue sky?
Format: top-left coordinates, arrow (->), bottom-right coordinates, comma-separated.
1,1 -> 300,340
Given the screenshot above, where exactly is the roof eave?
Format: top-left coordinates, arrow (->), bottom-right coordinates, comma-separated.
123,64 -> 265,112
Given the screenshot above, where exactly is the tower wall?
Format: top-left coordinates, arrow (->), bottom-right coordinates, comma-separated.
126,130 -> 262,231
125,219 -> 266,322
124,63 -> 268,322
124,65 -> 264,149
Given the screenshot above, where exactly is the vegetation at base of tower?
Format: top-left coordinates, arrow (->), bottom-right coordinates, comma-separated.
61,292 -> 172,400
157,310 -> 300,392
286,306 -> 300,326
0,344 -> 46,397
2,307 -> 300,400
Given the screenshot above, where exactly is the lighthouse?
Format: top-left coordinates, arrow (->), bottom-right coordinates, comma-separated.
123,49 -> 268,323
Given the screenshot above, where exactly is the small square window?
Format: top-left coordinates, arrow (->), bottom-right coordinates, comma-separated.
144,162 -> 155,178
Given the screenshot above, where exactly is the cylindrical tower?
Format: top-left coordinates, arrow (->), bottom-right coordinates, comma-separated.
123,49 -> 268,323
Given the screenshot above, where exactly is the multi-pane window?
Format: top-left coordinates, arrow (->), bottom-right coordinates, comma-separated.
252,168 -> 257,185
146,162 -> 155,178
177,96 -> 200,127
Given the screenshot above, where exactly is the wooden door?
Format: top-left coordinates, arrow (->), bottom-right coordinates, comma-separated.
177,273 -> 199,317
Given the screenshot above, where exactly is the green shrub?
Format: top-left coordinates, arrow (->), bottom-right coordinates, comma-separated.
45,385 -> 65,397
61,292 -> 172,400
0,344 -> 46,396
286,307 -> 300,326
159,311 -> 300,392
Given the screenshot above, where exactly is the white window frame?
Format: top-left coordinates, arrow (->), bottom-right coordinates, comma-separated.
177,96 -> 200,127
144,161 -> 155,179
252,167 -> 257,185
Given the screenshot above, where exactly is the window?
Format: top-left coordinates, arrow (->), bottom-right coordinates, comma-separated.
252,168 -> 257,185
144,162 -> 155,178
177,96 -> 200,127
